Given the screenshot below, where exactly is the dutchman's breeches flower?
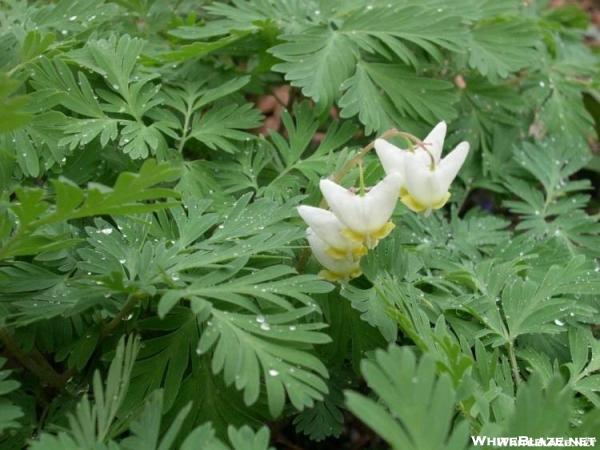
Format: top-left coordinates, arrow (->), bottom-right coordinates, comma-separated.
319,173 -> 404,249
306,229 -> 362,282
374,121 -> 470,215
300,122 -> 469,281
297,205 -> 367,259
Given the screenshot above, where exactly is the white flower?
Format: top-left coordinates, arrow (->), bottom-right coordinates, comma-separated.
374,121 -> 447,181
319,173 -> 403,248
306,228 -> 361,281
297,205 -> 367,259
374,122 -> 469,214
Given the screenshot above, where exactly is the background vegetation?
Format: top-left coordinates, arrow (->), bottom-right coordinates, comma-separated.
0,0 -> 599,448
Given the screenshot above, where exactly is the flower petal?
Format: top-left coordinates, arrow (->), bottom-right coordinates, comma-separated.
297,205 -> 360,251
319,179 -> 363,232
404,156 -> 444,206
374,139 -> 407,178
363,173 -> 403,231
307,228 -> 360,275
422,121 -> 446,162
438,141 -> 469,189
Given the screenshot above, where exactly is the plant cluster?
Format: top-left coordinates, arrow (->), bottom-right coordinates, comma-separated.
0,0 -> 599,449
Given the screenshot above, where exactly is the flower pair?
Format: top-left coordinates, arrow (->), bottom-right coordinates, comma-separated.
299,122 -> 469,281
299,173 -> 404,281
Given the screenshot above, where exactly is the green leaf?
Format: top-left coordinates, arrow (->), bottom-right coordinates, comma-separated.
270,27 -> 358,109
564,327 -> 600,407
340,4 -> 466,65
128,310 -> 199,412
502,142 -> 600,257
157,31 -> 253,63
340,284 -> 397,342
227,425 -> 274,450
71,34 -> 144,94
197,305 -> 331,417
468,18 -> 540,80
188,103 -> 262,153
119,121 -> 166,159
339,62 -> 458,134
0,357 -> 23,433
345,346 -> 471,450
0,160 -> 180,259
0,75 -> 31,132
292,383 -> 344,441
67,336 -> 139,447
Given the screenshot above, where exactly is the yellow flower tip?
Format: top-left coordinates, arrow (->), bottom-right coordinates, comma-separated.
325,246 -> 350,260
352,245 -> 368,258
372,221 -> 395,240
318,269 -> 362,282
432,192 -> 451,209
400,194 -> 428,213
363,221 -> 396,249
350,269 -> 363,279
326,244 -> 368,260
400,192 -> 451,213
399,187 -> 409,198
340,228 -> 365,243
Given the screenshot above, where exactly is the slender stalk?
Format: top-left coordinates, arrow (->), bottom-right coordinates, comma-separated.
101,294 -> 141,337
0,329 -> 67,388
507,340 -> 522,386
177,101 -> 193,153
317,128 -> 402,208
333,129 -> 400,183
457,184 -> 472,216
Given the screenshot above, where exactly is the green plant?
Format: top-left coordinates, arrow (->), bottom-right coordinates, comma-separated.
0,0 -> 598,448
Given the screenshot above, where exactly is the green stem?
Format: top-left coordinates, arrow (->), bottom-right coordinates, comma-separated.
101,294 -> 141,337
177,101 -> 193,153
318,128 -> 401,208
507,340 -> 522,386
0,329 -> 67,388
358,161 -> 366,196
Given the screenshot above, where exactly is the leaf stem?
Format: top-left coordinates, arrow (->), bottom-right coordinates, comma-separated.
318,128 -> 401,208
507,340 -> 522,386
101,294 -> 142,337
0,329 -> 67,388
177,101 -> 194,153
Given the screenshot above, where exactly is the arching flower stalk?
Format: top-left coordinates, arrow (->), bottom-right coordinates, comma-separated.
299,122 -> 469,281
